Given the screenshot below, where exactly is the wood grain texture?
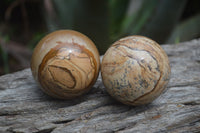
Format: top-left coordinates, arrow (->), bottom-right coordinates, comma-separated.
101,36 -> 171,105
31,30 -> 100,99
0,39 -> 200,133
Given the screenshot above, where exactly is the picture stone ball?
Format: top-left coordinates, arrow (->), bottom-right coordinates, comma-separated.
101,35 -> 171,106
31,30 -> 100,99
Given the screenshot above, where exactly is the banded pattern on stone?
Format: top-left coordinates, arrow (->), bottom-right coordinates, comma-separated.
31,30 -> 100,99
101,36 -> 171,105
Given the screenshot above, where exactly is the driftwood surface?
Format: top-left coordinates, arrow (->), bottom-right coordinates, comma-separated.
0,39 -> 200,133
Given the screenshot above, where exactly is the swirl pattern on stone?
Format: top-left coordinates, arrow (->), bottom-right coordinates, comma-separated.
101,36 -> 171,106
31,30 -> 100,99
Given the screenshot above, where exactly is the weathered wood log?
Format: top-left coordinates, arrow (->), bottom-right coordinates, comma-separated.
0,39 -> 200,133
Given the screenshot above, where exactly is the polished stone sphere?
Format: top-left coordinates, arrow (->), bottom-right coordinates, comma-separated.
31,30 -> 100,99
101,35 -> 171,106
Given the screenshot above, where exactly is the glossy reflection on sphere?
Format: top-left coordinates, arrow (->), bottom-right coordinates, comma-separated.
31,30 -> 100,99
101,36 -> 171,106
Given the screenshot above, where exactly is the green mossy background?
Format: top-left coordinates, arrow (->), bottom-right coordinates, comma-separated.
0,0 -> 200,75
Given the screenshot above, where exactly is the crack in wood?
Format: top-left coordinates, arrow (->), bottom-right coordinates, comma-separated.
183,101 -> 200,106
0,113 -> 18,117
52,119 -> 74,124
34,127 -> 56,133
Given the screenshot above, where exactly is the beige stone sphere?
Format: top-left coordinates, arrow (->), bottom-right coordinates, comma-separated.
31,30 -> 100,99
101,35 -> 171,106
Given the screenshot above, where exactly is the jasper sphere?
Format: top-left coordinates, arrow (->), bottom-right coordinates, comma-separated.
101,36 -> 171,106
31,30 -> 100,99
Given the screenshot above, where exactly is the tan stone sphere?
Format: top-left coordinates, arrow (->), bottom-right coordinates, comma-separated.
101,35 -> 171,106
31,30 -> 100,99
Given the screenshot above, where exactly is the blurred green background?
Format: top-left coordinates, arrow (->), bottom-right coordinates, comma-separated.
0,0 -> 200,75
